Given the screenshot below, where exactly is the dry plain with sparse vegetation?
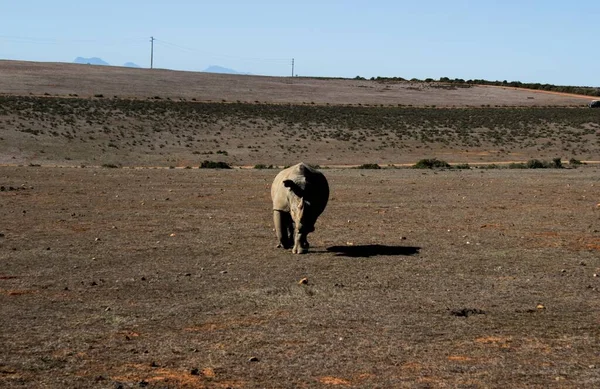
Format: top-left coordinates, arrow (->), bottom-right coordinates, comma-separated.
1,61 -> 600,388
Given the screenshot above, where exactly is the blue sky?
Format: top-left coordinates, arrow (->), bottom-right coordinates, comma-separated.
2,1 -> 599,86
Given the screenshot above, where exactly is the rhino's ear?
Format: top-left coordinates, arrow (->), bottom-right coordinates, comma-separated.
283,179 -> 304,197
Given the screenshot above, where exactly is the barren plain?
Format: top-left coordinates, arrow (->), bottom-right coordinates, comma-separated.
1,61 -> 600,388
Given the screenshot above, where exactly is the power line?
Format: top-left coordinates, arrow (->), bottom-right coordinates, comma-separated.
0,34 -> 146,46
154,38 -> 291,63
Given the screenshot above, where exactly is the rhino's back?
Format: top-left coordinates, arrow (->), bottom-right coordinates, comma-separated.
271,163 -> 329,212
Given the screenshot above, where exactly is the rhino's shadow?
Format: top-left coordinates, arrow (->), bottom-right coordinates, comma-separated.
326,244 -> 420,258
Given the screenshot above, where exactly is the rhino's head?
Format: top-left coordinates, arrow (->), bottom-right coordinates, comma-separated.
283,179 -> 315,234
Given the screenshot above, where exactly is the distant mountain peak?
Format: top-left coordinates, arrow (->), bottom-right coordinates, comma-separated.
73,57 -> 110,66
203,65 -> 249,75
124,62 -> 141,68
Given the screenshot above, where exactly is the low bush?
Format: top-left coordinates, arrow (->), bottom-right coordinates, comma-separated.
356,163 -> 381,169
569,158 -> 583,166
413,158 -> 450,169
453,163 -> 471,169
200,160 -> 231,169
254,164 -> 274,169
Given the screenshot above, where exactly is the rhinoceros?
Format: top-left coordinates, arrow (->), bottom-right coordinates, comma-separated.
271,163 -> 329,254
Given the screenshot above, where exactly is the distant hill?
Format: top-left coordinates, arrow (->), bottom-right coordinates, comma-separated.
123,62 -> 141,68
203,65 -> 249,75
73,57 -> 109,66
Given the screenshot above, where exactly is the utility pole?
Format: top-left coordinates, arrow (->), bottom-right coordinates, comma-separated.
291,58 -> 294,77
150,36 -> 155,69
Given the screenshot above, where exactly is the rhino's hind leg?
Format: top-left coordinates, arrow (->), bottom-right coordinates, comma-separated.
300,235 -> 309,249
274,211 -> 293,249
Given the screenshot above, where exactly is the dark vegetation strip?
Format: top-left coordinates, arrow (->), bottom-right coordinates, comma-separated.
1,95 -> 599,153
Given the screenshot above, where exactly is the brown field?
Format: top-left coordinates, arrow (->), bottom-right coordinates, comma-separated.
0,60 -> 594,107
1,166 -> 600,388
1,60 -> 600,387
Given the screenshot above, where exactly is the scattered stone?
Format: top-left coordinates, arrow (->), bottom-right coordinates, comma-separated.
450,308 -> 485,317
536,304 -> 546,310
298,278 -> 309,285
248,356 -> 259,362
190,368 -> 200,375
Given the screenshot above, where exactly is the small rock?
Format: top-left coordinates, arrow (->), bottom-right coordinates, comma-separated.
190,368 -> 200,376
95,237 -> 101,242
248,356 -> 259,362
536,304 -> 546,310
298,278 -> 309,285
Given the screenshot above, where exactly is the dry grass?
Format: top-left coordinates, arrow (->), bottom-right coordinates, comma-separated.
0,60 -> 594,106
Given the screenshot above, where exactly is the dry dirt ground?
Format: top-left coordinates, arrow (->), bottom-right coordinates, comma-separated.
1,166 -> 600,388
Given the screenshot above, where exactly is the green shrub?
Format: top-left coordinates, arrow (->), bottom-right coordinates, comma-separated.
569,158 -> 583,166
481,164 -> 501,169
551,157 -> 563,168
453,163 -> 471,169
508,162 -> 527,169
254,164 -> 274,169
526,159 -> 549,169
413,158 -> 450,169
200,160 -> 231,169
356,163 -> 381,169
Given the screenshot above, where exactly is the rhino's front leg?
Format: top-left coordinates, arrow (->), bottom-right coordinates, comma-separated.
274,211 -> 293,249
292,230 -> 308,254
